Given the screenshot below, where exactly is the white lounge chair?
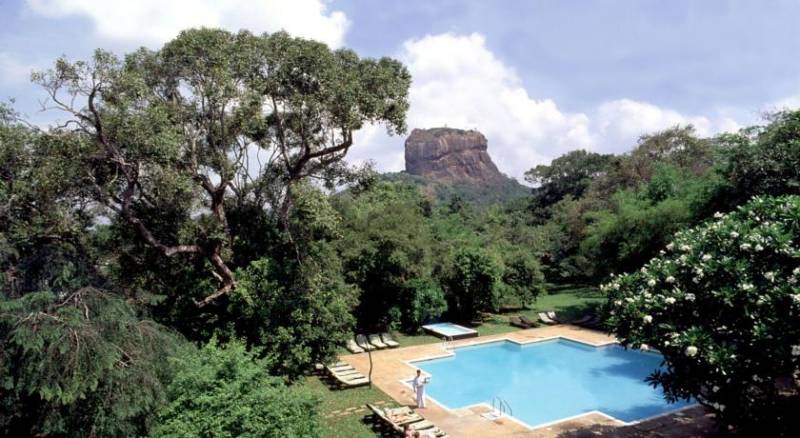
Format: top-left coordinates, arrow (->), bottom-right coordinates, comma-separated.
380,332 -> 400,348
538,312 -> 557,325
368,334 -> 388,349
355,334 -> 375,351
346,339 -> 364,354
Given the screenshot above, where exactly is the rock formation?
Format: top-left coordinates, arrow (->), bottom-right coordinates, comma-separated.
404,128 -> 505,184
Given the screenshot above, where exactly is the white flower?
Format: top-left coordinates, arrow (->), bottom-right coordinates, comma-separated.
680,244 -> 691,252
714,212 -> 724,218
640,267 -> 648,273
712,385 -> 720,392
694,268 -> 704,276
740,243 -> 752,251
791,294 -> 800,304
793,267 -> 800,276
764,272 -> 775,282
625,297 -> 635,303
755,244 -> 764,252
640,344 -> 650,351
665,297 -> 676,304
702,254 -> 712,262
685,293 -> 696,301
612,283 -> 621,290
730,231 -> 739,238
792,345 -> 800,357
614,300 -> 622,306
663,341 -> 670,346
666,276 -> 676,283
647,279 -> 656,287
741,283 -> 754,291
666,243 -> 674,251
643,315 -> 653,324
685,346 -> 698,357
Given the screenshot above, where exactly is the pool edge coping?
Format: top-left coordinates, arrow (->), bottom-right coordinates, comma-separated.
398,334 -> 698,431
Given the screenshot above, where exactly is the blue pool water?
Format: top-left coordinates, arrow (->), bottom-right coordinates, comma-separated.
412,339 -> 693,427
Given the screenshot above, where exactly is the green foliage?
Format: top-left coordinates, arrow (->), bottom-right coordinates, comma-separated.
337,182 -> 442,330
525,149 -> 612,213
716,110 -> 800,206
383,172 -> 529,207
0,288 -> 180,437
604,196 -> 800,433
0,113 -> 101,297
399,278 -> 448,329
443,246 -> 502,321
580,164 -> 719,276
153,339 -> 320,438
229,251 -> 357,378
498,248 -> 545,307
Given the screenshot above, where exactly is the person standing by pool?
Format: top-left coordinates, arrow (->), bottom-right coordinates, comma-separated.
412,369 -> 428,408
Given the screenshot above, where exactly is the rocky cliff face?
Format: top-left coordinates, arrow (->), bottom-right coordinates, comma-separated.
404,128 -> 505,184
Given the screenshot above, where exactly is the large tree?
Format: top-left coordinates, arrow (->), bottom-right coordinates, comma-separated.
34,28 -> 410,306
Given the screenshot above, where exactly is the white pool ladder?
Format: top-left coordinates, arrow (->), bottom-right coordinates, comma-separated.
491,396 -> 513,418
442,335 -> 454,351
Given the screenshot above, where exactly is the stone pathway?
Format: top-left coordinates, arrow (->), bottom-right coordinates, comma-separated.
322,400 -> 390,419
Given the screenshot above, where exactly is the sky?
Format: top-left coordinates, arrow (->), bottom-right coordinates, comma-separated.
2,0 -> 799,181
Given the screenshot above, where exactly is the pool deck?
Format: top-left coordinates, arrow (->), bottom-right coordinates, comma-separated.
340,324 -> 714,438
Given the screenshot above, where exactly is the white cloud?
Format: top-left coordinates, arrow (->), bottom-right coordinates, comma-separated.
0,52 -> 35,87
349,33 -> 741,181
592,99 -> 741,154
25,0 -> 349,47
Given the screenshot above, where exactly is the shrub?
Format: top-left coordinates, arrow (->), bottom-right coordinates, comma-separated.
0,288 -> 179,437
604,195 -> 800,434
153,339 -> 320,438
399,277 -> 447,330
444,247 -> 501,321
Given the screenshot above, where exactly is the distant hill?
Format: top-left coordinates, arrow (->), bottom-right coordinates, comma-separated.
382,171 -> 529,207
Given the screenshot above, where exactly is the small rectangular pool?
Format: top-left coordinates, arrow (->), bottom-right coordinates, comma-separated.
421,322 -> 478,340
410,338 -> 693,428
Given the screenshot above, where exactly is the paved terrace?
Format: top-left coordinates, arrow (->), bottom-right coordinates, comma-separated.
340,325 -> 714,438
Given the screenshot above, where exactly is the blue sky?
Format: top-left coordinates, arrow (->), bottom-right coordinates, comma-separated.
2,0 -> 799,179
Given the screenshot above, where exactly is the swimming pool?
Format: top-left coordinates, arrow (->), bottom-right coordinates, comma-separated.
410,338 -> 693,428
421,322 -> 478,340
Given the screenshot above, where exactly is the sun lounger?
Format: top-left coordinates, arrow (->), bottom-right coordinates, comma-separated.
380,332 -> 400,348
368,404 -> 448,437
538,312 -> 557,325
334,374 -> 370,387
346,339 -> 364,354
330,361 -> 349,367
331,368 -> 360,377
570,314 -> 593,325
519,315 -> 537,327
328,364 -> 354,371
330,369 -> 369,387
355,334 -> 375,351
368,334 -> 388,349
509,316 -> 530,328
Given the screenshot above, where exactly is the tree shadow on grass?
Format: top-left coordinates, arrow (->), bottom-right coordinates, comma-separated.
361,413 -> 399,437
556,406 -> 721,438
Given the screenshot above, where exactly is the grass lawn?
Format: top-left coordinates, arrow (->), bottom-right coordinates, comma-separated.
298,373 -> 396,438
